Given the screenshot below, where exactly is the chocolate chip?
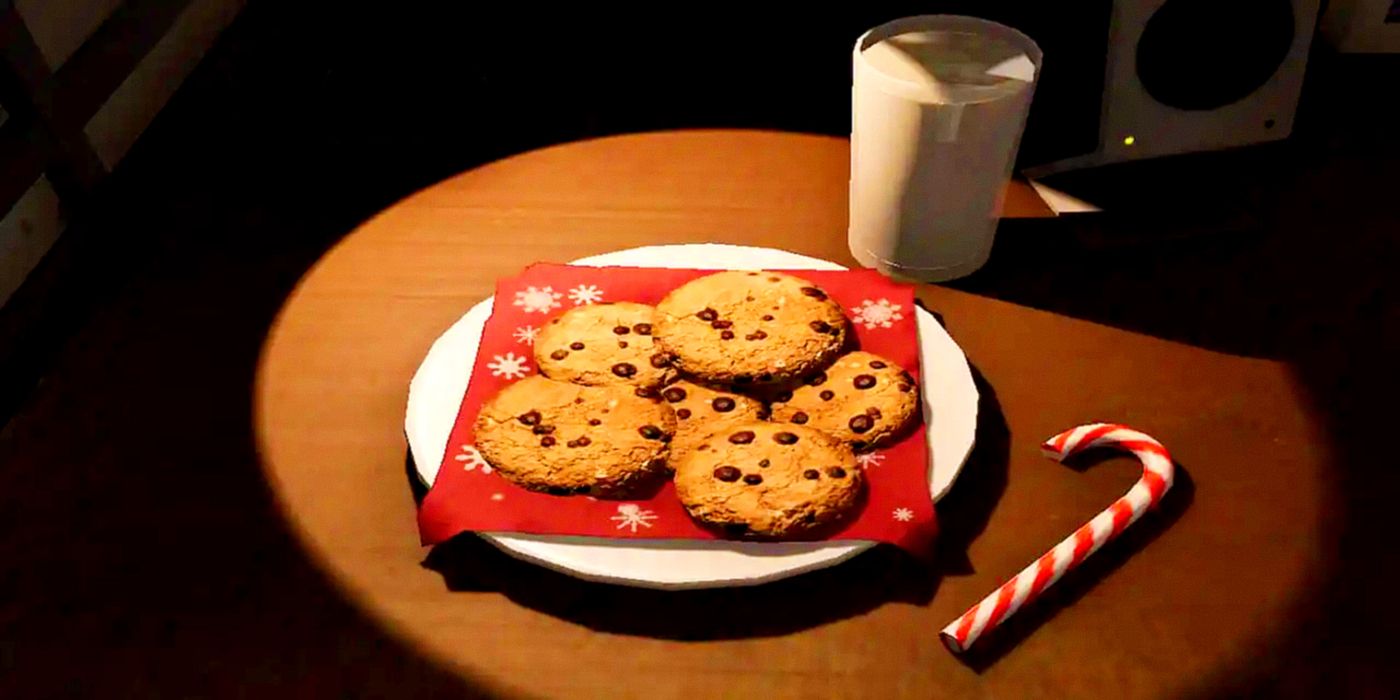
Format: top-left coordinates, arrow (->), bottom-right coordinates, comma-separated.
713,466 -> 741,482
697,308 -> 718,321
852,440 -> 867,451
747,272 -> 759,276
768,276 -> 781,282
803,469 -> 820,480
900,370 -> 915,384
589,419 -> 601,426
759,373 -> 773,382
633,323 -> 652,335
618,341 -> 629,348
697,444 -> 709,451
820,390 -> 835,401
518,410 -> 542,425
790,412 -> 809,425
728,430 -> 756,444
775,391 -> 792,402
866,407 -> 883,419
570,342 -> 585,350
662,387 -> 687,402
809,320 -> 831,333
805,372 -> 827,386
759,459 -> 770,467
897,383 -> 911,393
799,286 -> 827,300
743,474 -> 764,485
612,363 -> 638,378
540,436 -> 556,447
711,319 -> 733,329
733,376 -> 754,386
676,408 -> 692,419
756,408 -> 772,420
762,314 -> 774,321
712,397 -> 736,412
854,374 -> 877,390
639,425 -> 664,440
720,330 -> 735,340
567,436 -> 592,448
869,360 -> 888,369
635,387 -> 657,399
745,331 -> 768,340
550,350 -> 569,360
848,415 -> 874,433
826,466 -> 847,478
550,319 -> 560,324
650,353 -> 672,368
532,424 -> 556,435
773,432 -> 799,445
613,325 -> 630,335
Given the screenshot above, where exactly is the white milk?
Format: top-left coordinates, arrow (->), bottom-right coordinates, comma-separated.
850,16 -> 1041,281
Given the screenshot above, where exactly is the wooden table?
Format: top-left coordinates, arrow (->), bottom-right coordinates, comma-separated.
255,130 -> 1327,698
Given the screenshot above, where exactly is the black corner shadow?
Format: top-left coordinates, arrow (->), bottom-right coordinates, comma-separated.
955,460 -> 1196,672
410,362 -> 1013,641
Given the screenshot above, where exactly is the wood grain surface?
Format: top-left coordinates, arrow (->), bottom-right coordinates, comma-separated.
254,130 -> 1327,698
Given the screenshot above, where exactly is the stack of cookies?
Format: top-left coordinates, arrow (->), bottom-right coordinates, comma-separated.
474,270 -> 921,539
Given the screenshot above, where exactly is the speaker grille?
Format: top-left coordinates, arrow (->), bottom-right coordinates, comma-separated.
1136,0 -> 1295,111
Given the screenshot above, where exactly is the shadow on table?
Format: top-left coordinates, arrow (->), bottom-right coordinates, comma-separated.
954,462 -> 1196,673
934,363 -> 1010,576
418,362 -> 1012,640
425,533 -> 933,640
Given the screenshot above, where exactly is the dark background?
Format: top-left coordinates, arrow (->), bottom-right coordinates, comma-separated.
1,2 -> 1396,697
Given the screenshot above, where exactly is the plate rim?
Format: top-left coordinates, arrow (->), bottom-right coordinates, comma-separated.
405,243 -> 978,589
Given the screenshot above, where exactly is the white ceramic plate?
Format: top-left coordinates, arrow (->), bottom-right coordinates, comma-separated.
405,244 -> 978,589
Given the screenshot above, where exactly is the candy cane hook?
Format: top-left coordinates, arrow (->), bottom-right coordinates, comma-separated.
940,423 -> 1175,653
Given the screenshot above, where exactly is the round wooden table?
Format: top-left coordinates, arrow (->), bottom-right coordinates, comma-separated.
255,130 -> 1327,698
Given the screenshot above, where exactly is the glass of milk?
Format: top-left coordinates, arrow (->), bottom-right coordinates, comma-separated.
849,16 -> 1041,282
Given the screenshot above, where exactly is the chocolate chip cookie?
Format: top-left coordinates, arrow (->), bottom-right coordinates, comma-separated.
652,271 -> 848,385
474,376 -> 676,496
535,302 -> 677,391
673,422 -> 863,538
768,351 -> 919,450
657,379 -> 767,469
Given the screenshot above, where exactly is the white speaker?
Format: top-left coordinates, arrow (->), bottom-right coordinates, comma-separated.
1028,0 -> 1320,177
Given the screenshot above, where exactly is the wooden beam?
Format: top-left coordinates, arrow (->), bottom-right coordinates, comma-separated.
0,119 -> 45,217
37,0 -> 195,134
0,2 -> 112,211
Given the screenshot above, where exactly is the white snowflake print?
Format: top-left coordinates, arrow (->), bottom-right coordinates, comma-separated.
513,285 -> 562,314
609,503 -> 658,533
490,493 -> 505,502
855,452 -> 886,469
512,325 -> 540,346
567,284 -> 605,306
487,352 -> 531,379
850,298 -> 905,330
453,444 -> 492,473
893,507 -> 916,523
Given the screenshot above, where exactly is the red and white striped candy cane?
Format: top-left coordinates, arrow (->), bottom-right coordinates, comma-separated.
940,423 -> 1175,653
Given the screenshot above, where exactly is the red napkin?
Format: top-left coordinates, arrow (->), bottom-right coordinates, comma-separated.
418,264 -> 937,554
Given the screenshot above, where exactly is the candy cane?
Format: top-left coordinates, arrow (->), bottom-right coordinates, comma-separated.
940,423 -> 1175,653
